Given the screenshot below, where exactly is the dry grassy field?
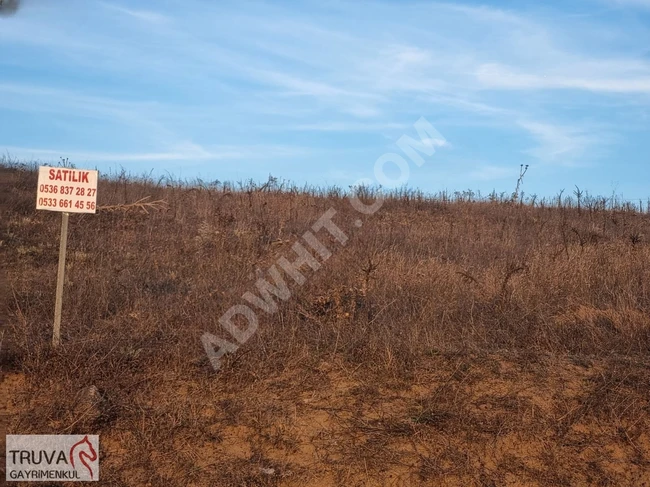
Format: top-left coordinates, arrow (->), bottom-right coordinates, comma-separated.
2,161 -> 650,486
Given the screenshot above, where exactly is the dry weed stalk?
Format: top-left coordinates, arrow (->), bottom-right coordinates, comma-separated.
98,196 -> 168,214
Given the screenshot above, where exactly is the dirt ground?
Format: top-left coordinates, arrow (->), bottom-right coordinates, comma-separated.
3,352 -> 650,486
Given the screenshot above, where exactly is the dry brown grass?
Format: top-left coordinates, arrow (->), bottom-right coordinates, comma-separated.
1,160 -> 650,486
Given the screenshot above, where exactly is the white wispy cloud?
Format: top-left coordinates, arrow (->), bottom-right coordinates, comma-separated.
518,121 -> 599,163
606,0 -> 650,8
259,121 -> 408,132
476,63 -> 650,93
0,0 -> 648,184
1,143 -> 308,163
99,3 -> 171,25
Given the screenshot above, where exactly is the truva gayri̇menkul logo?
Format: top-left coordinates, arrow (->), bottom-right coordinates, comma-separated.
6,435 -> 99,482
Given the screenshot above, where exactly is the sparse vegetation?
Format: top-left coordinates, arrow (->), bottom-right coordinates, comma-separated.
1,160 -> 650,486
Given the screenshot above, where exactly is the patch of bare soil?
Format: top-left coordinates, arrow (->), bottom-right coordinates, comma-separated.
5,353 -> 649,486
0,371 -> 26,481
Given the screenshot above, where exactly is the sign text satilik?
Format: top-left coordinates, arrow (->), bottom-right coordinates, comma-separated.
36,167 -> 98,214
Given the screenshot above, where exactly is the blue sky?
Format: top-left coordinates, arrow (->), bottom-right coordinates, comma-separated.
1,0 -> 649,198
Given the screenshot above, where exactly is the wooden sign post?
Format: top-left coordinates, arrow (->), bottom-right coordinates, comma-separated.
36,166 -> 98,347
53,211 -> 69,347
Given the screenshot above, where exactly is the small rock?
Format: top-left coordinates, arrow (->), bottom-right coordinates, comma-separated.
73,385 -> 105,424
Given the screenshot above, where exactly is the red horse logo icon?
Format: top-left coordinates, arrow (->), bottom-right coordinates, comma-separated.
70,436 -> 98,480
